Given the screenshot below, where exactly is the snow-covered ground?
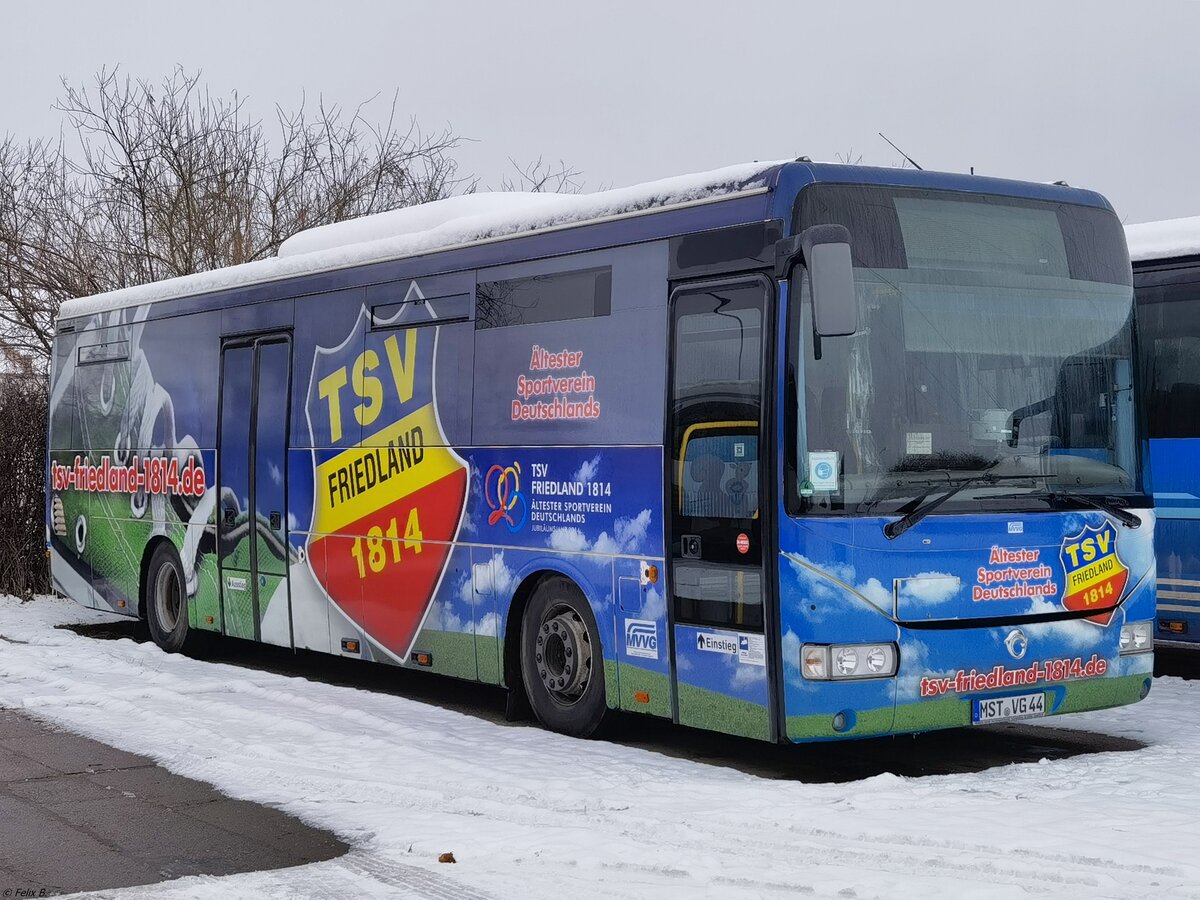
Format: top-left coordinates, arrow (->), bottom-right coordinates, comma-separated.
1,595 -> 1197,900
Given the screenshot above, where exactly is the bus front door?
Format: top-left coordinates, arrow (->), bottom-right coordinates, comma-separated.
666,275 -> 776,741
217,335 -> 294,647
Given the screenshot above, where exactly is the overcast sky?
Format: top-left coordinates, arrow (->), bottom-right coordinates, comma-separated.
3,1 -> 1197,224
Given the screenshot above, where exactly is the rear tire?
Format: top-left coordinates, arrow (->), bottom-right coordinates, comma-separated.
520,576 -> 608,738
145,543 -> 189,653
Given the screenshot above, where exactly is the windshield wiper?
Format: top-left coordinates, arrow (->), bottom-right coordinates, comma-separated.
883,461 -> 1005,540
957,487 -> 1144,529
1045,491 -> 1142,528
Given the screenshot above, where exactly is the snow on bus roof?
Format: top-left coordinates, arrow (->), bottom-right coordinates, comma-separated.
1125,215 -> 1200,262
275,191 -> 567,258
57,160 -> 785,320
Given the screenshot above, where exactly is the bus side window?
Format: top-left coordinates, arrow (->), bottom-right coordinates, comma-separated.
475,267 -> 611,329
1139,280 -> 1200,439
1152,340 -> 1200,437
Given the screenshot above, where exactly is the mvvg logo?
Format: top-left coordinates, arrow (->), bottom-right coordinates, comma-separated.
624,619 -> 658,660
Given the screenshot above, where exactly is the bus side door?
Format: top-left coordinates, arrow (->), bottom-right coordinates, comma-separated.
218,335 -> 294,647
666,275 -> 776,741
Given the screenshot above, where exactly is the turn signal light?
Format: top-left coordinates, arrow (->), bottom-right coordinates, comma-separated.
645,565 -> 659,584
341,639 -> 360,653
413,651 -> 433,667
116,599 -> 126,609
634,691 -> 650,704
802,646 -> 828,680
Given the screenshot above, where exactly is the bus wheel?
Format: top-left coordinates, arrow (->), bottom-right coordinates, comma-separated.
145,543 -> 189,653
520,577 -> 607,738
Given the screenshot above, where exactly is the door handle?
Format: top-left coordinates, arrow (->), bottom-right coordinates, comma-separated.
270,511 -> 282,530
223,507 -> 236,526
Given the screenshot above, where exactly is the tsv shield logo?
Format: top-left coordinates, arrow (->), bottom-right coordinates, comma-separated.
305,290 -> 467,661
1059,520 -> 1128,626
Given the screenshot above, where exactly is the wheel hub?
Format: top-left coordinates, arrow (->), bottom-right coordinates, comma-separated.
155,563 -> 181,632
535,606 -> 592,701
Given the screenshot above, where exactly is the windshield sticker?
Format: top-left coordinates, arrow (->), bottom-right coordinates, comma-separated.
905,432 -> 932,455
808,451 -> 839,492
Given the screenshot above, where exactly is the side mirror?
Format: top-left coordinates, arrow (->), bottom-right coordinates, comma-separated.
1005,396 -> 1051,447
796,224 -> 857,337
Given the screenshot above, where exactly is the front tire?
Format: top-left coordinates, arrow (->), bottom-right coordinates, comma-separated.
145,542 -> 189,653
520,576 -> 608,738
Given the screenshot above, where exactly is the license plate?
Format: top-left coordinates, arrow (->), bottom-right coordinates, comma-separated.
972,691 -> 1046,724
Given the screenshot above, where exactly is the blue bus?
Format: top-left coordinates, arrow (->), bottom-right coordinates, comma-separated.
47,160 -> 1155,742
1127,216 -> 1200,646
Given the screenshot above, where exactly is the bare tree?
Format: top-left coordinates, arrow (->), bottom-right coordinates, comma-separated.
0,358 -> 48,595
498,155 -> 584,194
0,69 -> 478,594
56,68 -> 467,277
0,67 -> 467,375
0,136 -> 91,367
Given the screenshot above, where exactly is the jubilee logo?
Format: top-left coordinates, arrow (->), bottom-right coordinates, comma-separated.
485,461 -> 528,532
1059,520 -> 1128,626
305,295 -> 467,660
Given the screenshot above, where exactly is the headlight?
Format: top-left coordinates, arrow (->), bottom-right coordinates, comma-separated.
835,648 -> 858,676
1119,621 -> 1153,655
866,646 -> 888,673
802,642 -> 898,680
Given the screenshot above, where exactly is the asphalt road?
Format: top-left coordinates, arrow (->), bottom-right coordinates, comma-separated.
0,706 -> 347,895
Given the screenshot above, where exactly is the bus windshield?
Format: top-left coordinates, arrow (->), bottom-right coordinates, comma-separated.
793,185 -> 1139,514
